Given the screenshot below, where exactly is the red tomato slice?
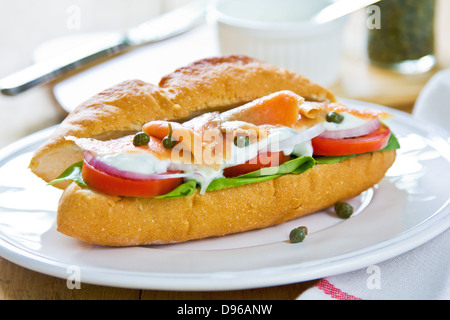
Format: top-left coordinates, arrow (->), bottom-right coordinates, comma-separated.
81,159 -> 183,197
223,151 -> 290,178
311,125 -> 391,156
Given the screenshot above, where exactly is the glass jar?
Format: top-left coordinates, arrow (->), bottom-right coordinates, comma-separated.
368,0 -> 436,73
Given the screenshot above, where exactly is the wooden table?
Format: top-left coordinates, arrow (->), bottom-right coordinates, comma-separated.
1,2 -> 449,300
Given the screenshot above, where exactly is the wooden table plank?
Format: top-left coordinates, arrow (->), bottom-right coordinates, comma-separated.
0,257 -> 318,299
0,259 -> 140,300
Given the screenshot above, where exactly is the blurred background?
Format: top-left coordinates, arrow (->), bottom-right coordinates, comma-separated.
0,0 -> 194,146
0,0 -> 193,75
0,0 -> 449,147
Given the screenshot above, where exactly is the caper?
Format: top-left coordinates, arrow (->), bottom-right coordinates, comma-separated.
162,123 -> 177,149
326,111 -> 344,124
334,202 -> 354,219
234,135 -> 250,148
133,132 -> 150,146
162,136 -> 176,149
289,226 -> 308,243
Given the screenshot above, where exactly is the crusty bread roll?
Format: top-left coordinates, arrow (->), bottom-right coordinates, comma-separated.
29,55 -> 396,246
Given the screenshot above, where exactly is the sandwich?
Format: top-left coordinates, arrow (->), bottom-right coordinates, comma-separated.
29,55 -> 399,246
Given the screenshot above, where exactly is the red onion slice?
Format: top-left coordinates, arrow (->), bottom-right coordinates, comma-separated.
84,151 -> 188,181
269,124 -> 325,153
319,118 -> 381,139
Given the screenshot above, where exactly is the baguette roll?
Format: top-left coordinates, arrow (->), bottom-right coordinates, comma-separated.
29,55 -> 396,246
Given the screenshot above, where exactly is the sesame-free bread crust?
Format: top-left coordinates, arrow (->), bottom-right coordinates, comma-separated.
28,54 -> 396,246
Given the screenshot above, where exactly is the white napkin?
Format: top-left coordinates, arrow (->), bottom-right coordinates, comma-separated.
413,69 -> 450,135
297,230 -> 450,300
297,69 -> 450,300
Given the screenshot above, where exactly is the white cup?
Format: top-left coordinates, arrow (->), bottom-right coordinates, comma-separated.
212,0 -> 348,87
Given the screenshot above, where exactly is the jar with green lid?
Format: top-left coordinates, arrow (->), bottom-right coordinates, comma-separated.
368,0 -> 436,73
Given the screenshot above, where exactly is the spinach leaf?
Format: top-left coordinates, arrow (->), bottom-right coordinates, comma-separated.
47,161 -> 87,187
154,180 -> 197,199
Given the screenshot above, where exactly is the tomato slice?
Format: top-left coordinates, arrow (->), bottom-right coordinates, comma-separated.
311,125 -> 391,156
81,159 -> 183,197
223,151 -> 290,178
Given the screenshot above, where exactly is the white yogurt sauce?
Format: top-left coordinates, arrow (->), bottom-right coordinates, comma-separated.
322,112 -> 369,132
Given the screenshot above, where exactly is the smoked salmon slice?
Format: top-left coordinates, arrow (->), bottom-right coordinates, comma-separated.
66,135 -> 172,160
220,90 -> 302,127
326,103 -> 391,120
141,91 -> 305,164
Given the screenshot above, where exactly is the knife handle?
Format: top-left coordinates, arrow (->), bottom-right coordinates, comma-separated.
0,34 -> 129,96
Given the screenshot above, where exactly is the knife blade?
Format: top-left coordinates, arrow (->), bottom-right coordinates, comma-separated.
313,0 -> 381,24
0,0 -> 208,96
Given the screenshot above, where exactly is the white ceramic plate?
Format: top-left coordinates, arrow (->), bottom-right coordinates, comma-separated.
0,100 -> 449,291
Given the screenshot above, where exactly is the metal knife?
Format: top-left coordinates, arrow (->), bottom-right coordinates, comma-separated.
313,0 -> 381,24
0,0 -> 208,96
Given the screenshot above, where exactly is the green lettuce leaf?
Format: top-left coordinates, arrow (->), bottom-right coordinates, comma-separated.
47,161 -> 87,187
154,180 -> 197,199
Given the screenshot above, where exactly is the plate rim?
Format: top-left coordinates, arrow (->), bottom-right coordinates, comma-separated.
0,100 -> 449,291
